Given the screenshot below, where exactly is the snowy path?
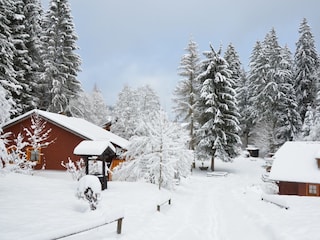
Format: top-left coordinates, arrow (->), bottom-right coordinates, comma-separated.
110,157 -> 292,240
2,158 -> 320,240
99,159 -> 280,240
164,176 -> 221,240
154,170 -> 276,240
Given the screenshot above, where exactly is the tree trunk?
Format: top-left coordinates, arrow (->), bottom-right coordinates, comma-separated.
159,142 -> 163,190
243,130 -> 249,148
210,153 -> 215,172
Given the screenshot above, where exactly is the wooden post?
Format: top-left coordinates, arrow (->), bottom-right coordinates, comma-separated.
85,156 -> 89,175
157,199 -> 171,212
117,218 -> 123,234
102,155 -> 107,190
316,158 -> 320,169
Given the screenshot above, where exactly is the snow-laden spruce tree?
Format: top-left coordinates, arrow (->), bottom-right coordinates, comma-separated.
111,85 -> 160,140
40,0 -> 82,113
67,87 -> 111,127
307,78 -> 320,140
196,45 -> 241,171
0,0 -> 20,108
0,84 -> 15,170
21,0 -> 44,112
224,43 -> 252,147
235,69 -> 254,148
111,85 -> 140,139
9,0 -> 36,116
294,18 -> 319,122
86,85 -> 110,126
172,39 -> 201,156
224,43 -> 242,90
300,101 -> 320,140
248,29 -> 301,153
113,110 -> 192,190
274,45 -> 301,143
137,85 -> 160,114
301,105 -> 314,138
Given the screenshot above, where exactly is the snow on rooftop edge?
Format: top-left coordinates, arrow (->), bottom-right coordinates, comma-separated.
38,110 -> 129,147
269,141 -> 320,184
73,140 -> 115,156
3,109 -> 130,150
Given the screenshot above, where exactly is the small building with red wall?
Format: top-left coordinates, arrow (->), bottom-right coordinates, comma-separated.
269,141 -> 320,196
2,109 -> 129,172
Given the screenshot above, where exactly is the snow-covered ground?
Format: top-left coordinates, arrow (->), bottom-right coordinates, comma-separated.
1,157 -> 320,240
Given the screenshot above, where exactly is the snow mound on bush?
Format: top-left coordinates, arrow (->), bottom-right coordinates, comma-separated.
76,175 -> 102,210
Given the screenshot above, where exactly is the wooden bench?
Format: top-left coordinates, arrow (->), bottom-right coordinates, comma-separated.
157,198 -> 171,212
261,194 -> 289,210
53,216 -> 124,239
207,171 -> 228,177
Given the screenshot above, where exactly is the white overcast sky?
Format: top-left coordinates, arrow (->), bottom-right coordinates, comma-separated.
41,0 -> 320,113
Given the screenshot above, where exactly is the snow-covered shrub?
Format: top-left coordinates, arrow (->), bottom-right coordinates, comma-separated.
2,133 -> 36,175
2,111 -> 56,174
76,175 -> 102,210
113,110 -> 193,190
24,111 -> 54,151
61,157 -> 85,180
0,132 -> 10,173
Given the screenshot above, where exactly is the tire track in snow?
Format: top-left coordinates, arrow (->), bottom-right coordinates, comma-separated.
211,173 -> 278,240
165,175 -> 223,240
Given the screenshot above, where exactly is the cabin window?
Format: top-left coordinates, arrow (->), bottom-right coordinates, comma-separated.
308,184 -> 318,195
26,147 -> 41,164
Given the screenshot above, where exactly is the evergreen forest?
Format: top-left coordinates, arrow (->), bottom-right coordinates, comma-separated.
1,0 -> 319,170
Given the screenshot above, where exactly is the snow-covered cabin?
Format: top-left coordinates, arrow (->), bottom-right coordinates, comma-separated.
2,109 -> 129,172
269,141 -> 320,196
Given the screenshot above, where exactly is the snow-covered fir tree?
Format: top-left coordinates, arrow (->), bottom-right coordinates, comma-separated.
0,84 -> 15,169
304,114 -> 320,141
137,85 -> 160,114
247,40 -> 264,123
9,0 -> 35,116
312,74 -> 320,134
224,43 -> 253,147
302,89 -> 320,140
111,85 -> 160,140
89,85 -> 110,126
0,11 -> 15,165
196,45 -> 241,171
248,29 -> 301,153
172,39 -> 201,153
21,0 -> 44,111
0,86 -> 14,128
0,0 -> 20,107
40,0 -> 82,113
111,85 -> 140,139
224,43 -> 242,90
113,110 -> 192,190
294,18 -> 319,122
236,69 -> 254,147
274,45 -> 301,143
301,105 -> 314,137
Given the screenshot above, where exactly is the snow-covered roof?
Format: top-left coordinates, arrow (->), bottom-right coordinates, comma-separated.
3,109 -> 129,150
269,141 -> 320,184
73,140 -> 115,156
